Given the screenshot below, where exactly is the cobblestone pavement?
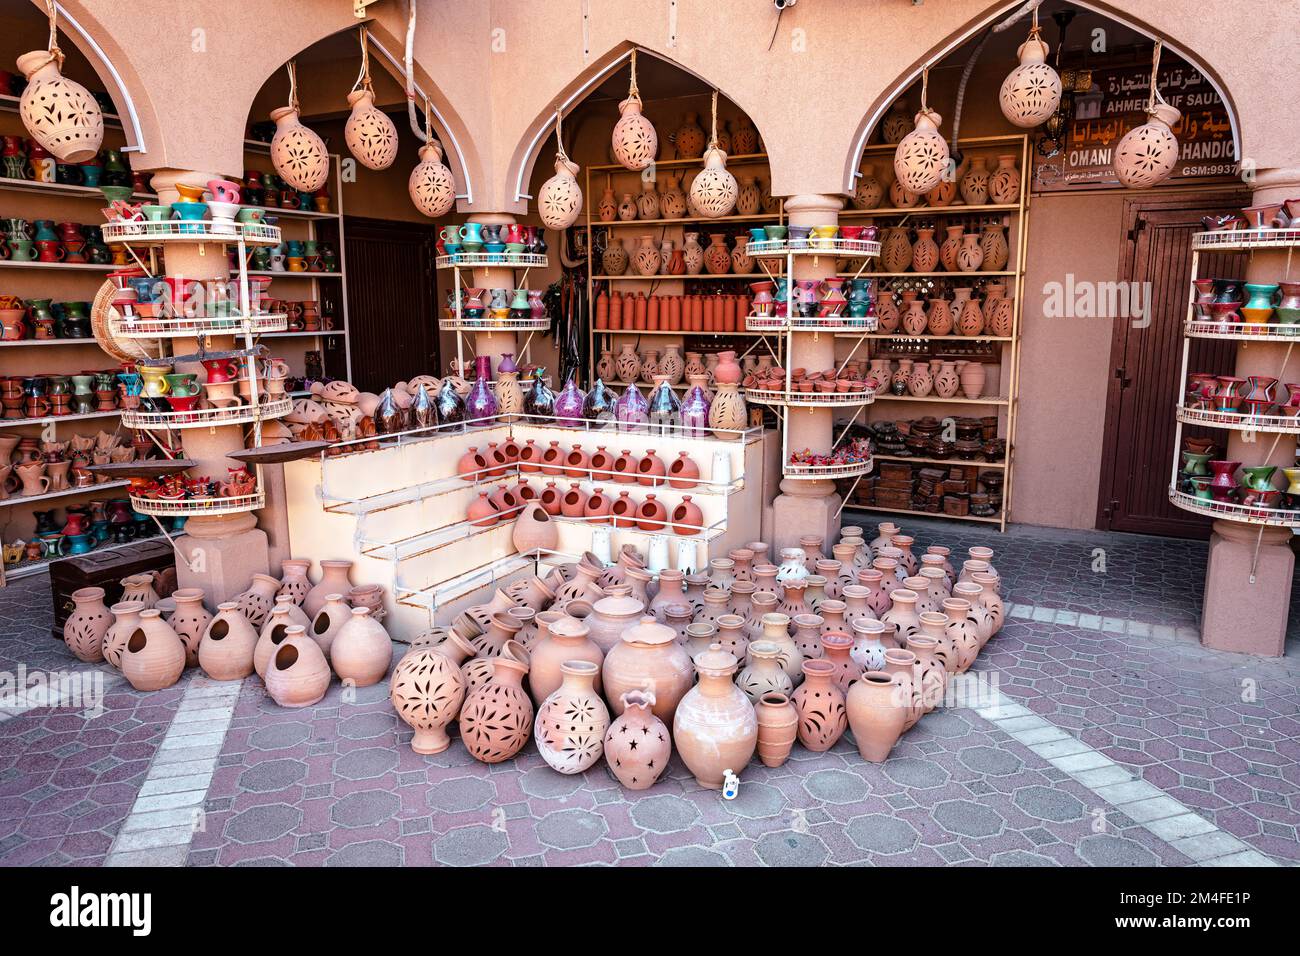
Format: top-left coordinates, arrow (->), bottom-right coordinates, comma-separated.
1,518 -> 1297,866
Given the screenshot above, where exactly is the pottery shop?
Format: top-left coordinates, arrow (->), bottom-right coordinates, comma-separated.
0,0 -> 1296,832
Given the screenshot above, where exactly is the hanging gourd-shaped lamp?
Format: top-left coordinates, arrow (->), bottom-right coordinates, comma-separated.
893,69 -> 949,195
1114,40 -> 1181,189
999,11 -> 1062,127
537,108 -> 583,229
344,28 -> 398,171
611,49 -> 658,171
270,60 -> 329,192
688,91 -> 738,218
16,1 -> 103,163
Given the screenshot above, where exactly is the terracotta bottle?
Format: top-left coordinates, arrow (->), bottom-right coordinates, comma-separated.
389,633 -> 475,754
534,660 -> 610,775
791,658 -> 848,751
198,602 -> 259,681
755,692 -> 799,768
265,626 -> 332,708
673,644 -> 757,789
303,560 -> 354,619
166,588 -> 211,667
604,690 -> 672,789
63,586 -> 111,663
459,651 -> 534,763
602,616 -> 694,724
736,640 -> 793,702
331,607 -> 393,687
121,609 -> 186,692
846,671 -> 909,761
276,558 -> 313,606
529,616 -> 604,705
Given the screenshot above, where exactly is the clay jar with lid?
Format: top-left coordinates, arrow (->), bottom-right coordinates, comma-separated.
528,616 -> 604,705
602,615 -> 693,724
604,690 -> 672,790
673,644 -> 757,789
584,593 -> 645,653
847,671 -> 909,762
389,632 -> 475,754
791,658 -> 848,752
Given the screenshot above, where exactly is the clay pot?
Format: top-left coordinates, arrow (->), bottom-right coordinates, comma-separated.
459,652 -> 533,763
64,586 -> 111,663
755,692 -> 798,768
276,558 -> 312,607
602,615 -> 694,724
791,658 -> 848,751
846,671 -> 909,761
635,494 -> 668,531
821,632 -> 864,693
581,594 -> 643,653
232,572 -> 281,631
198,602 -> 258,681
604,690 -> 672,790
534,660 -> 610,775
673,644 -> 757,789
167,588 -> 211,667
736,640 -> 793,703
121,609 -> 186,691
119,573 -> 160,610
265,626 -> 332,707
636,449 -> 667,486
671,496 -> 703,535
512,501 -> 558,552
308,593 -> 351,662
529,616 -> 604,705
882,588 -> 923,645
103,602 -> 143,669
389,634 -> 474,754
303,560 -> 353,618
666,452 -> 700,489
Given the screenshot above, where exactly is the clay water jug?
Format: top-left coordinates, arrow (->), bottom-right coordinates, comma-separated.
459,652 -> 533,763
791,658 -> 848,751
331,607 -> 392,687
847,671 -> 909,761
198,602 -> 258,681
673,644 -> 757,788
64,586 -> 111,663
604,690 -> 671,789
303,560 -> 353,618
534,660 -> 610,775
121,609 -> 186,691
265,626 -> 332,707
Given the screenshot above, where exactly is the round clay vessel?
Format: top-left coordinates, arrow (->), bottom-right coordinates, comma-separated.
528,615 -> 603,705
121,609 -> 186,692
736,640 -> 793,703
330,607 -> 392,687
459,653 -> 533,763
791,658 -> 848,752
389,633 -> 474,754
755,692 -> 798,768
276,558 -> 312,606
602,615 -> 694,724
584,593 -> 645,653
63,586 -> 110,663
846,671 -> 909,761
234,572 -> 282,630
265,626 -> 332,707
534,660 -> 610,775
103,602 -> 143,669
308,592 -> 351,661
604,690 -> 672,790
303,559 -> 353,618
673,644 -> 757,789
198,602 -> 258,681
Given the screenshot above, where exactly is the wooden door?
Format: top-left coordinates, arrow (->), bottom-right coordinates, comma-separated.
1097,193 -> 1248,537
341,216 -> 440,393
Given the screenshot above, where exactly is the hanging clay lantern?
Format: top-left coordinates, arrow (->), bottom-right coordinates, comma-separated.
409,139 -> 456,218
270,62 -> 329,192
688,93 -> 738,219
1114,41 -> 1181,189
611,50 -> 658,171
345,89 -> 398,170
16,48 -> 103,163
537,108 -> 583,229
999,19 -> 1062,128
893,107 -> 949,196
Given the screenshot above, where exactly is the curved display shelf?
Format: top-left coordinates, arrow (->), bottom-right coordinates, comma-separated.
110,313 -> 288,338
747,386 -> 875,408
129,492 -> 265,517
102,221 -> 282,246
1176,404 -> 1300,435
1168,487 -> 1300,527
1192,227 -> 1300,251
1185,319 -> 1300,341
746,238 -> 881,258
746,314 -> 880,333
436,253 -> 548,270
439,315 -> 551,331
121,396 -> 292,430
783,458 -> 874,480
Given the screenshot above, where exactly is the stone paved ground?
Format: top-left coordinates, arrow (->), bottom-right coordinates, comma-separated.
1,517 -> 1297,866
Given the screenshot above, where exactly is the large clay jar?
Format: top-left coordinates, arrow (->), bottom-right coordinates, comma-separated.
330,607 -> 392,687
308,592 -> 351,661
389,633 -> 474,754
103,602 -> 143,669
755,692 -> 799,768
846,671 -> 909,761
265,626 -> 332,707
736,640 -> 793,703
534,660 -> 610,775
584,593 -> 645,653
959,361 -> 986,399
121,610 -> 186,692
673,644 -> 757,789
791,658 -> 848,752
602,615 -> 693,724
304,560 -> 353,618
167,588 -> 211,667
529,616 -> 604,705
459,653 -> 533,763
708,382 -> 746,439
198,602 -> 258,681
604,690 -> 672,790
882,587 -> 923,644
64,586 -> 111,663
759,611 -> 803,684
277,558 -> 312,607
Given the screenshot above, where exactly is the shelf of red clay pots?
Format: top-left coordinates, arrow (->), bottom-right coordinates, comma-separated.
848,502 -> 1004,525
1176,404 -> 1300,435
552,513 -> 726,542
128,491 -> 265,516
1192,227 -> 1300,251
872,452 -> 1007,469
1184,319 -> 1300,341
1168,487 -> 1300,527
0,479 -> 131,508
874,393 -> 1009,406
589,152 -> 772,173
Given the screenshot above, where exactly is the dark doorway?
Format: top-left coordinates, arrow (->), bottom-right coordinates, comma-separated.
341,216 -> 440,393
1097,192 -> 1249,537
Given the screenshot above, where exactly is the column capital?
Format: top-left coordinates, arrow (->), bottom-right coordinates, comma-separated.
1250,166 -> 1300,205
783,194 -> 844,225
149,169 -> 223,206
467,212 -> 518,227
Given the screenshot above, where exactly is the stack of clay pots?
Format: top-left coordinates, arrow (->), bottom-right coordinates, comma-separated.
594,290 -> 752,333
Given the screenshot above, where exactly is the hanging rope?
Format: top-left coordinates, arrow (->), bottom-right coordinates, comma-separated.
554,107 -> 570,163
352,26 -> 374,94
1147,39 -> 1166,112
627,48 -> 641,102
42,0 -> 64,67
707,90 -> 719,150
918,65 -> 940,124
286,60 -> 300,114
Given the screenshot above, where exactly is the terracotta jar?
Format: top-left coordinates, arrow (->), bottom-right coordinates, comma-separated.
303,560 -> 353,618
673,644 -> 757,789
64,586 -> 111,663
529,616 -> 604,705
585,594 -> 645,653
736,640 -> 793,703
698,587 -> 731,628
265,626 -> 332,708
552,561 -> 605,612
459,651 -> 533,763
121,609 -> 186,692
308,593 -> 351,661
331,607 -> 393,687
119,573 -> 159,610
942,597 -> 982,672
882,588 -> 923,644
474,611 -> 523,657
167,588 -> 211,667
389,634 -> 474,754
971,571 -> 1005,633
953,582 -> 996,647
792,613 -> 825,661
604,690 -> 672,790
534,660 -> 610,775
198,602 -> 258,681
821,632 -> 863,694
712,614 -> 747,662
791,658 -> 848,752
232,572 -> 278,631
883,648 -> 922,730
906,635 -> 947,713
754,692 -> 798,768
276,558 -> 312,607
758,611 -> 802,683
603,615 -> 693,723
649,568 -> 687,621
847,671 -> 909,761
728,580 -> 756,621
103,602 -> 143,669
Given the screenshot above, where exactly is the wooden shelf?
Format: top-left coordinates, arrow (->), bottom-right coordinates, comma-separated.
595,273 -> 768,280
596,213 -> 777,228
873,393 -> 1009,406
248,271 -> 344,279
0,260 -> 115,273
840,203 -> 1019,218
872,453 -> 1007,470
835,332 -> 1013,342
0,409 -> 121,429
841,271 -> 1017,278
0,338 -> 104,347
3,535 -> 155,582
845,503 -> 1004,524
595,328 -> 760,336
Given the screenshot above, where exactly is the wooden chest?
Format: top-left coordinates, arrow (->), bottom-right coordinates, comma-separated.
48,540 -> 175,639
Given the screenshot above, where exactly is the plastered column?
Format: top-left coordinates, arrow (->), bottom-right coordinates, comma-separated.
1200,167 -> 1300,656
771,194 -> 843,551
467,213 -> 522,366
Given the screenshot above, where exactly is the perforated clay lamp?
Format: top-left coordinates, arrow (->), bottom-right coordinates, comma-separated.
17,5 -> 103,163
998,14 -> 1062,128
611,49 -> 657,171
537,108 -> 583,229
343,30 -> 398,171
270,60 -> 329,192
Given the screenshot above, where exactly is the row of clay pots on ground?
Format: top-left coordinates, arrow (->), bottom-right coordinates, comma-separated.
458,441 -> 703,487
60,559 -> 393,705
